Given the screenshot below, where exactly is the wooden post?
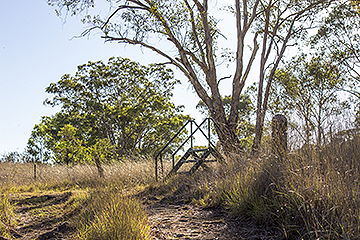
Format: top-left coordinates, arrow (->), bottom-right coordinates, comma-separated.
33,162 -> 37,180
271,114 -> 287,159
190,120 -> 193,149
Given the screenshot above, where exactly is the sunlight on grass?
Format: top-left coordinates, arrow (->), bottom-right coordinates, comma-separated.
0,159 -> 154,239
0,193 -> 16,239
2,135 -> 360,239
75,190 -> 150,240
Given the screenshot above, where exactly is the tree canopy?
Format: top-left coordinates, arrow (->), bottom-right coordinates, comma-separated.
313,2 -> 360,109
272,53 -> 348,148
47,0 -> 338,155
28,57 -> 189,164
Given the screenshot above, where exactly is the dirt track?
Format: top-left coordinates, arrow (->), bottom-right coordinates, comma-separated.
6,191 -> 280,240
146,196 -> 280,240
8,192 -> 74,240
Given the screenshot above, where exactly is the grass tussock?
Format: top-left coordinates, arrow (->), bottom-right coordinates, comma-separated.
144,134 -> 360,239
0,194 -> 16,239
183,137 -> 360,239
2,135 -> 360,239
75,190 -> 151,240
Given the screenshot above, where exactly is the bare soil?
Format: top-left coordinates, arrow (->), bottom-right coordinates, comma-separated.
8,192 -> 75,240
5,191 -> 280,240
145,195 -> 280,240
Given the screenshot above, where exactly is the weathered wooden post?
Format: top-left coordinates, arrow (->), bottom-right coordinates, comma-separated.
271,114 -> 287,160
33,161 -> 37,180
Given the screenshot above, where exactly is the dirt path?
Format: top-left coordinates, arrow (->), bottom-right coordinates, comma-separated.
6,191 -> 279,239
146,196 -> 280,240
8,192 -> 75,240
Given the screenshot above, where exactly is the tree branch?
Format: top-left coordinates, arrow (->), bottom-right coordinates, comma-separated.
184,0 -> 206,66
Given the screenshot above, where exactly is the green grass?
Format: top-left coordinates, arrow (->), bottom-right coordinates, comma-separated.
0,193 -> 16,239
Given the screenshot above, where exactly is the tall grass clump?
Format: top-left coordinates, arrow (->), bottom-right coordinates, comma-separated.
0,193 -> 16,239
75,190 -> 151,240
208,132 -> 360,239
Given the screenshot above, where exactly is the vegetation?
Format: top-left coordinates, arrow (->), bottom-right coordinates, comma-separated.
0,159 -> 154,239
141,126 -> 360,239
46,0 -> 337,155
26,57 -> 189,166
3,0 -> 360,239
0,194 -> 16,239
75,191 -> 150,240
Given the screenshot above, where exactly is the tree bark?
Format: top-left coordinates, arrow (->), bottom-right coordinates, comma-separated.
95,156 -> 104,178
211,112 -> 243,156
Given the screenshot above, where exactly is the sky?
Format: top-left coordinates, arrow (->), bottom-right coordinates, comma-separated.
0,0 -> 252,154
0,0 -> 207,154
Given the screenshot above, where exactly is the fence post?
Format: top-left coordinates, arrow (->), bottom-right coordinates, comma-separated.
33,162 -> 37,180
271,114 -> 287,160
208,118 -> 211,148
190,120 -> 193,149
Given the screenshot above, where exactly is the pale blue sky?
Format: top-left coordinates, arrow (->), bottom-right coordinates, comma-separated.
0,0 -> 208,154
0,0 -> 258,154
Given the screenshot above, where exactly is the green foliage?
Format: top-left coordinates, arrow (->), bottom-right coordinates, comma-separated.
272,53 -> 349,146
54,124 -> 87,165
28,57 -> 189,164
0,151 -> 21,163
313,2 -> 360,116
46,0 -> 335,154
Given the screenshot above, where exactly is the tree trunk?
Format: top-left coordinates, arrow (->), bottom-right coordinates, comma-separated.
211,112 -> 243,156
95,156 -> 104,178
252,111 -> 265,155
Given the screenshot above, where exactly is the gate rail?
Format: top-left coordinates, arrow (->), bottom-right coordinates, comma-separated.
155,118 -> 220,181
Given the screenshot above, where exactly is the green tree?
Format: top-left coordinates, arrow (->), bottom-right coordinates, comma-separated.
28,57 -> 189,163
88,138 -> 115,177
313,2 -> 360,119
54,124 -> 86,165
0,151 -> 21,163
26,122 -> 54,164
47,0 -> 334,155
273,53 -> 349,148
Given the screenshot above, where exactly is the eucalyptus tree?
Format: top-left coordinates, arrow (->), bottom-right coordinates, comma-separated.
28,57 -> 188,162
273,54 -> 348,148
313,1 -> 360,116
196,93 -> 255,151
47,0 -> 336,155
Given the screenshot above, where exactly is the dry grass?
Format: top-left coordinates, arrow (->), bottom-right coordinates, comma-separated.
140,133 -> 360,239
184,136 -> 360,239
0,159 -> 155,240
0,194 -> 16,239
75,190 -> 150,240
2,134 -> 360,239
0,158 -> 155,192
